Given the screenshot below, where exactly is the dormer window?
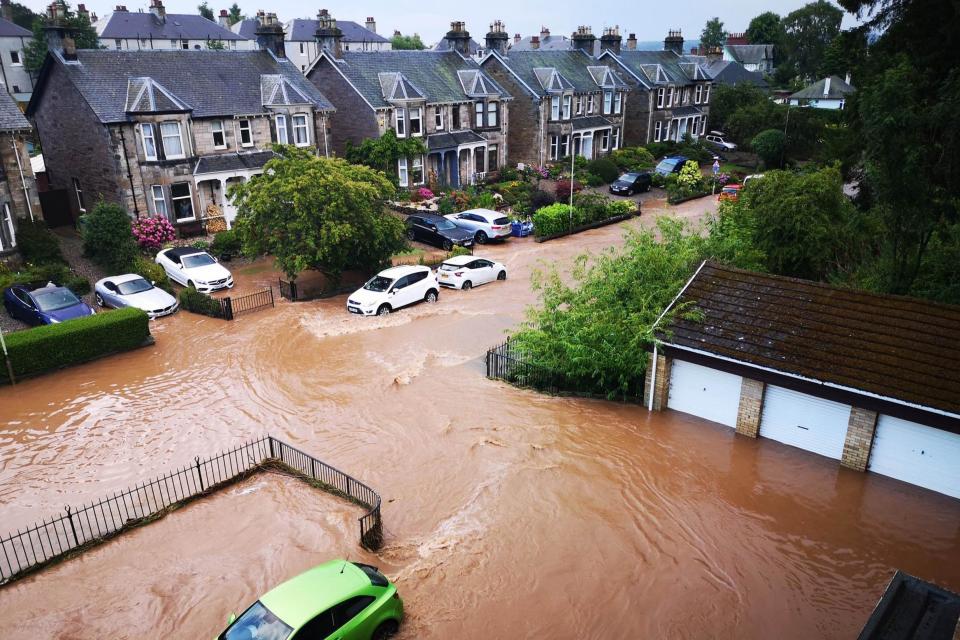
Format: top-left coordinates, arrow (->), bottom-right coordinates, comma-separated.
276,115 -> 289,144
293,114 -> 310,146
395,109 -> 406,137
603,90 -> 612,115
409,107 -> 422,137
434,106 -> 444,130
656,88 -> 665,109
140,123 -> 157,160
562,95 -> 571,120
614,92 -> 622,114
550,96 -> 560,121
160,122 -> 185,159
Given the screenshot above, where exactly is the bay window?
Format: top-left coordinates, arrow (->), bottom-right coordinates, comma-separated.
293,114 -> 309,146
275,114 -> 288,144
140,123 -> 157,160
160,122 -> 184,159
666,87 -> 673,108
475,102 -> 483,128
151,185 -> 168,218
550,135 -> 559,160
238,119 -> 253,146
409,107 -> 422,136
560,134 -> 569,158
562,95 -> 571,120
612,128 -> 620,150
411,155 -> 424,185
695,85 -> 702,104
434,105 -> 444,130
587,94 -> 595,113
654,120 -> 662,142
398,157 -> 409,187
704,84 -> 711,103
486,102 -> 497,127
487,145 -> 498,171
170,183 -> 194,221
575,95 -> 583,115
614,92 -> 622,114
600,129 -> 610,151
656,88 -> 665,109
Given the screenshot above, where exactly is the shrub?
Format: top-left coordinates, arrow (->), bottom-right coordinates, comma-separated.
677,160 -> 705,190
178,286 -> 226,318
446,245 -> 473,259
471,191 -> 497,210
528,189 -> 556,213
606,200 -> 637,217
751,129 -> 786,168
585,172 -> 606,187
585,157 -> 620,184
555,179 -> 583,201
16,220 -> 64,265
210,229 -> 242,258
131,255 -> 172,293
191,239 -> 210,251
532,203 -> 574,237
131,216 -> 176,251
0,262 -> 90,295
609,147 -> 656,172
651,172 -> 667,188
4,307 -> 150,381
498,165 -> 519,181
645,141 -> 679,160
491,180 -> 532,207
82,202 -> 138,272
416,187 -> 435,200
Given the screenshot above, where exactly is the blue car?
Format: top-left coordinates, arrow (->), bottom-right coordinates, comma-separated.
654,155 -> 690,177
3,283 -> 96,326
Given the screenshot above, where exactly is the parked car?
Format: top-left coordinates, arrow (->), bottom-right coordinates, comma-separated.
704,131 -> 738,152
443,208 -> 512,244
347,265 -> 439,316
405,213 -> 474,251
94,274 -> 179,318
609,171 -> 652,196
743,173 -> 764,185
216,560 -> 403,640
437,255 -> 507,290
654,156 -> 690,177
155,247 -> 233,293
3,283 -> 95,326
718,184 -> 742,202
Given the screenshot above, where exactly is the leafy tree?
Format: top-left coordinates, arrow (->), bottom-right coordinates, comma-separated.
708,83 -> 768,133
230,147 -> 406,283
750,129 -> 786,168
7,1 -> 41,30
390,33 -> 425,50
206,39 -> 225,50
781,0 -> 844,80
226,2 -> 243,26
81,202 -> 139,273
745,11 -> 784,47
197,1 -> 214,20
24,3 -> 102,75
699,17 -> 726,50
819,28 -> 868,77
344,130 -> 427,185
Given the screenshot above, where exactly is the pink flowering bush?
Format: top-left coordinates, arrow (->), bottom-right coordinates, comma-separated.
416,187 -> 434,200
131,216 -> 176,250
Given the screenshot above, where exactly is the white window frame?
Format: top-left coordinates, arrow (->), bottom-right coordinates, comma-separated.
575,95 -> 583,116
600,129 -> 610,151
612,128 -> 620,150
411,155 -> 424,185
656,87 -> 665,109
10,50 -> 21,65
587,94 -> 595,113
550,135 -> 559,160
72,178 -> 86,212
603,90 -> 612,115
409,107 -> 422,137
211,120 -> 226,149
654,120 -> 662,142
562,95 -> 571,120
550,96 -> 560,121
666,87 -> 673,108
151,185 -> 168,218
1,203 -> 14,250
695,85 -> 702,104
238,119 -> 253,147
140,123 -> 157,160
434,105 -> 444,130
701,117 -> 707,135
160,121 -> 185,159
475,102 -> 483,128
614,92 -> 622,114
704,84 -> 711,104
170,182 -> 195,222
275,115 -> 289,144
398,157 -> 409,187
486,102 -> 497,128
395,108 -> 406,137
292,114 -> 310,146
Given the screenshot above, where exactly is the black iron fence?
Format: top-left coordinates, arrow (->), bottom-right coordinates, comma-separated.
278,278 -> 356,302
0,435 -> 382,587
229,287 -> 275,317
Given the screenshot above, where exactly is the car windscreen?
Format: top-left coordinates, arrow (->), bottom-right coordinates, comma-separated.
181,253 -> 216,269
364,276 -> 393,292
435,219 -> 457,231
116,278 -> 153,295
619,173 -> 640,181
655,160 -> 676,172
493,217 -> 510,225
32,288 -> 80,312
352,562 -> 390,587
220,601 -> 292,640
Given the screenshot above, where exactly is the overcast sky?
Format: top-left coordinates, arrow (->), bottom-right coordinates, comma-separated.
24,0 -> 861,44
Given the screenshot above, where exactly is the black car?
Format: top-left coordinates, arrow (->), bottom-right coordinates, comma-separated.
406,213 -> 474,251
609,172 -> 652,196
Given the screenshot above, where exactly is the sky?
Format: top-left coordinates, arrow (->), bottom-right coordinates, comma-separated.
23,0 -> 862,44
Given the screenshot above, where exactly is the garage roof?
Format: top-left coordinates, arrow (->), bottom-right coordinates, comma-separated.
858,571 -> 960,640
658,262 -> 960,418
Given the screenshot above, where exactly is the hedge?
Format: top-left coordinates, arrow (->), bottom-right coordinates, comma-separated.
532,198 -> 636,237
178,286 -> 227,318
3,307 -> 150,381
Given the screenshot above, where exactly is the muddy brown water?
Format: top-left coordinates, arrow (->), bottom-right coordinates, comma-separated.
1,202 -> 958,639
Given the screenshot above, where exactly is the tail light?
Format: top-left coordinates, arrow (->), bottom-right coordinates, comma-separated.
455,271 -> 464,277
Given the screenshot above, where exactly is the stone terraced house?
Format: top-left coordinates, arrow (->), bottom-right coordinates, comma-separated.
27,17 -> 334,232
94,0 -> 251,51
480,25 -> 630,168
306,18 -> 511,189
0,89 -> 41,262
0,1 -> 34,103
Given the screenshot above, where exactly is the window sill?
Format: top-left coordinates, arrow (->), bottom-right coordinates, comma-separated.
294,143 -> 312,148
240,143 -> 254,148
213,145 -> 228,151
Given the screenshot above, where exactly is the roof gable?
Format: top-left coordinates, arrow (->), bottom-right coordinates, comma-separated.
0,16 -> 31,37
456,69 -> 501,97
532,67 -> 574,93
260,74 -> 311,105
377,72 -> 425,102
125,76 -> 191,113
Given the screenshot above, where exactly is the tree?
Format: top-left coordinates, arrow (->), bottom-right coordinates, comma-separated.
230,147 -> 407,282
24,4 -> 102,75
7,1 -> 41,30
750,129 -> 786,168
708,83 -> 768,133
781,0 -> 844,80
344,130 -> 427,185
226,3 -> 243,26
81,202 -> 139,273
197,1 -> 214,20
699,17 -> 726,50
206,39 -> 225,50
390,33 -> 425,50
745,11 -> 784,47
819,28 -> 868,77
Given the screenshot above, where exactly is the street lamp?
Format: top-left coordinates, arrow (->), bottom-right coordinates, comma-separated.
568,133 -> 576,231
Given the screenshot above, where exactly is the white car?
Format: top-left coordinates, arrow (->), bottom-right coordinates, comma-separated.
346,265 -> 439,316
444,208 -> 512,244
437,255 -> 507,290
155,247 -> 234,293
704,131 -> 737,152
94,274 -> 179,318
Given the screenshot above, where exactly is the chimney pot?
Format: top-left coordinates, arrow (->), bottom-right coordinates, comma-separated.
365,16 -> 376,34
485,19 -> 508,55
255,10 -> 286,57
530,35 -> 539,50
444,20 -> 471,55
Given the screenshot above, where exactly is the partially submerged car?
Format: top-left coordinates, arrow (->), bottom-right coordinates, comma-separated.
347,265 -> 439,316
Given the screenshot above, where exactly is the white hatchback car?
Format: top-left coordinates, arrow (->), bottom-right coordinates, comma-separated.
437,255 -> 507,290
155,247 -> 234,293
346,265 -> 439,316
444,208 -> 512,244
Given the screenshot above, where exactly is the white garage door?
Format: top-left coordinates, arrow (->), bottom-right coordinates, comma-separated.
760,386 -> 850,460
869,415 -> 960,499
667,360 -> 742,428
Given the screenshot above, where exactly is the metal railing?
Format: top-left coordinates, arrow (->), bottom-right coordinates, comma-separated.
277,278 -> 356,302
229,287 -> 274,317
0,436 -> 382,587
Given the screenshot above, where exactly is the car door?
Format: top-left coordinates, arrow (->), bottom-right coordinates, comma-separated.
102,281 -> 121,308
472,259 -> 495,284
453,213 -> 475,232
6,287 -> 28,321
292,596 -> 376,640
389,275 -> 412,308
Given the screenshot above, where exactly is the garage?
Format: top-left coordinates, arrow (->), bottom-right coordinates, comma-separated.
759,386 -> 851,459
868,415 -> 960,499
667,360 -> 742,428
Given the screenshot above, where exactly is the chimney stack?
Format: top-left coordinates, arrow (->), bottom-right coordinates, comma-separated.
315,9 -> 343,57
664,29 -> 683,55
513,33 -> 520,45
627,33 -> 637,50
485,20 -> 508,56
571,25 -> 595,55
255,12 -> 286,57
148,0 -> 165,22
76,3 -> 89,21
599,25 -> 621,54
0,0 -> 12,23
725,32 -> 748,46
114,4 -> 127,11
44,1 -> 77,59
530,35 -> 540,50
365,16 -> 376,34
218,8 -> 228,27
444,21 -> 471,56
540,26 -> 549,41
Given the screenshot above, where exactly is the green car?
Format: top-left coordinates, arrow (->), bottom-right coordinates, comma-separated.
217,560 -> 403,640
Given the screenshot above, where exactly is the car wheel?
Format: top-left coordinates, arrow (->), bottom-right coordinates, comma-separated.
442,240 -> 453,251
377,304 -> 391,316
475,231 -> 488,244
95,293 -> 104,307
406,229 -> 415,241
462,280 -> 472,291
372,620 -> 399,640
425,289 -> 438,303
187,280 -> 195,289
497,271 -> 507,281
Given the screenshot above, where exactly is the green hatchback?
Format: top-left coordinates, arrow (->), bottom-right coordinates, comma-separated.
217,560 -> 403,640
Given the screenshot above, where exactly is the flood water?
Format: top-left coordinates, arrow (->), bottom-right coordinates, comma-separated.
1,202 -> 958,639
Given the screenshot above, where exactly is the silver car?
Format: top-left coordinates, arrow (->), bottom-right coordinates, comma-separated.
94,274 -> 179,318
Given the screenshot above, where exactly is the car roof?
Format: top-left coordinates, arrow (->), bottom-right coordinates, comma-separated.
442,255 -> 481,266
260,560 -> 371,628
28,284 -> 72,296
165,246 -> 208,259
459,208 -> 502,219
378,265 -> 430,278
101,273 -> 144,285
411,212 -> 446,222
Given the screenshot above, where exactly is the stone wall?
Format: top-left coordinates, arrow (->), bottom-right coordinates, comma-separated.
482,59 -> 543,167
735,378 -> 765,438
307,58 -> 379,157
841,407 -> 878,472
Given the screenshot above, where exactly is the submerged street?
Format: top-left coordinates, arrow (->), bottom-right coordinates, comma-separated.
0,201 -> 958,639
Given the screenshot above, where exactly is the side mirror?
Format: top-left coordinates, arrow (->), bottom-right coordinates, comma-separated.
228,613 -> 236,624
178,264 -> 184,269
151,280 -> 156,285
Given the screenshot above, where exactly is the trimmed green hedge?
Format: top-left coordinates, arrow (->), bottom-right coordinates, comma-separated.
533,197 -> 637,237
3,307 -> 150,381
178,286 -> 226,318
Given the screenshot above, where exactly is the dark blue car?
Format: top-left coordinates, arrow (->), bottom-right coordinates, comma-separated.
3,283 -> 95,326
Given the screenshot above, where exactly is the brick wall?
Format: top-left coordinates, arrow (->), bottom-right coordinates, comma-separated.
307,58 -> 379,157
841,407 -> 878,472
643,353 -> 672,411
735,378 -> 765,438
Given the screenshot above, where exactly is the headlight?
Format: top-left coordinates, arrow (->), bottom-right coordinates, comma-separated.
49,318 -> 60,323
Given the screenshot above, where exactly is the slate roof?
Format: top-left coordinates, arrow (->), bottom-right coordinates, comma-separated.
0,17 -> 31,38
603,50 -> 706,86
195,150 -> 275,174
510,34 -> 570,51
96,11 -> 244,41
427,130 -> 484,150
572,115 -> 612,130
790,75 -> 855,101
319,50 -> 508,108
671,105 -> 704,117
287,19 -> 388,43
231,18 -> 259,40
691,58 -> 768,88
659,262 -> 960,417
724,44 -> 774,65
489,50 -> 629,96
0,88 -> 30,130
30,49 -> 333,123
858,571 -> 960,640
433,37 -> 482,55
